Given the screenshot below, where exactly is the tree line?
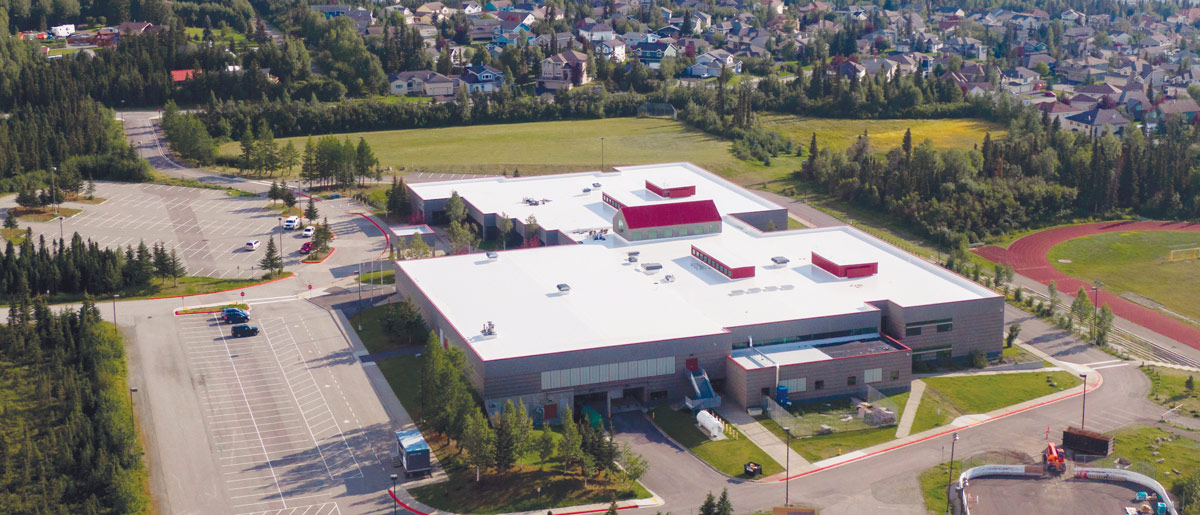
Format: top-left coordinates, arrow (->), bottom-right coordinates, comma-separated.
1,231 -> 187,298
0,296 -> 148,513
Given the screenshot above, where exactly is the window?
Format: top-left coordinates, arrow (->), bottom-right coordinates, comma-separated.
906,327 -> 922,337
814,380 -> 824,390
937,323 -> 953,333
649,390 -> 668,401
847,376 -> 857,386
664,229 -> 673,237
864,368 -> 882,383
780,378 -> 806,392
890,370 -> 900,381
648,231 -> 657,239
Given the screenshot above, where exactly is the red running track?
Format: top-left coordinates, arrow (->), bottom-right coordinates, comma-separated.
974,221 -> 1200,351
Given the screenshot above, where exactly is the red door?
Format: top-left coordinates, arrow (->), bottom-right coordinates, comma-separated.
686,357 -> 699,373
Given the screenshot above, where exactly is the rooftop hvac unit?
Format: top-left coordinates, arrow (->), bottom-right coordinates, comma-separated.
662,275 -> 675,283
771,256 -> 790,265
557,283 -> 571,293
481,321 -> 496,336
627,251 -> 641,256
593,183 -> 602,188
486,251 -> 499,259
641,263 -> 663,271
628,255 -> 639,263
582,188 -> 592,193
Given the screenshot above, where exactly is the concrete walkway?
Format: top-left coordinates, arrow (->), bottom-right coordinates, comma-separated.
716,402 -> 810,469
893,380 -> 926,438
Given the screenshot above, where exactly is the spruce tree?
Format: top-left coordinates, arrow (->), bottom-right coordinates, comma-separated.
304,196 -> 318,223
259,238 -> 283,273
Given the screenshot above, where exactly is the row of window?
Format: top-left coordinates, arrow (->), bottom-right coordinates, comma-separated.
904,318 -> 954,337
540,356 -> 675,390
691,248 -> 732,277
602,193 -> 626,210
731,327 -> 878,350
777,368 -> 897,394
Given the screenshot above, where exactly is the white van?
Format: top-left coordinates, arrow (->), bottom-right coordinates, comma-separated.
283,216 -> 301,230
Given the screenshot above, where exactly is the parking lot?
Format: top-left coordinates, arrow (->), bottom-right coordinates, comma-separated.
964,476 -> 1146,514
3,181 -> 383,280
146,298 -> 395,515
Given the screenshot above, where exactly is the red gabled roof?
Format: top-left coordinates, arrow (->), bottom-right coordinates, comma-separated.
171,70 -> 195,82
620,200 -> 720,230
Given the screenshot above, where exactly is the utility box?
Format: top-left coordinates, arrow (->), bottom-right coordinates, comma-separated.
396,429 -> 431,477
1062,426 -> 1113,456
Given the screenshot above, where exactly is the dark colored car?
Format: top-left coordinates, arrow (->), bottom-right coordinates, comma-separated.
222,307 -> 247,317
300,241 -> 313,254
231,324 -> 259,338
224,312 -> 250,324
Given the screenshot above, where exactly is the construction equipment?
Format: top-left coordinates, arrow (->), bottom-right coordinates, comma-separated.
1044,442 -> 1066,474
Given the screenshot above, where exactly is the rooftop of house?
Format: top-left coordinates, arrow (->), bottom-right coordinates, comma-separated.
398,163 -> 998,362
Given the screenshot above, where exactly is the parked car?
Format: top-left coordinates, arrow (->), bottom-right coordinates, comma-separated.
222,307 -> 249,320
283,216 -> 301,230
327,193 -> 340,199
231,324 -> 259,337
302,226 -> 315,237
245,240 -> 260,251
300,242 -> 313,254
224,311 -> 250,324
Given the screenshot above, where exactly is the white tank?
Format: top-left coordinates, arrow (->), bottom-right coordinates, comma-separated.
696,410 -> 723,439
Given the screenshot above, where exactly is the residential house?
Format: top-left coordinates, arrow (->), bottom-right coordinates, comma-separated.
416,2 -> 455,22
389,71 -> 457,97
1068,93 -> 1101,110
460,64 -> 505,92
539,49 -> 590,91
598,39 -> 627,62
1038,100 -> 1086,124
579,22 -> 616,41
1118,90 -> 1153,120
1149,98 -> 1200,126
534,32 -> 574,51
463,1 -> 483,14
859,57 -> 896,80
1064,108 -> 1128,136
945,36 -> 986,58
1002,66 -> 1042,93
1061,9 -> 1086,25
835,60 -> 867,80
633,42 -> 678,69
686,49 -> 741,77
117,21 -> 154,34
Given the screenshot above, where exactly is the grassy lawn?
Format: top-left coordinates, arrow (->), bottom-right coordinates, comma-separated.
758,391 -> 909,462
375,356 -> 650,513
347,304 -> 409,354
176,302 -> 249,314
1,228 -> 25,245
1000,345 -> 1051,367
65,194 -> 107,204
11,206 -> 82,222
1109,425 -> 1200,490
8,272 -> 291,306
911,372 -> 1082,434
264,204 -> 303,217
217,117 -> 805,185
301,247 -> 333,263
1049,231 -> 1200,323
47,47 -> 84,56
359,270 -> 395,284
149,169 -> 259,197
918,461 -> 960,514
650,406 -> 783,478
184,26 -> 249,46
1143,365 -> 1200,417
760,115 -> 1006,154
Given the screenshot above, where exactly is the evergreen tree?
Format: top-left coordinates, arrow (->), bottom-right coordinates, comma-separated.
354,138 -> 378,186
3,211 -> 17,229
304,196 -> 319,224
167,249 -> 186,286
493,400 -> 519,471
268,181 -> 281,205
537,429 -> 555,470
446,191 -> 467,224
497,213 -> 513,249
716,489 -> 733,515
462,408 -> 495,482
152,243 -> 170,283
558,406 -> 583,471
259,238 -> 283,273
386,176 -> 411,221
282,189 -> 297,209
699,492 -> 718,515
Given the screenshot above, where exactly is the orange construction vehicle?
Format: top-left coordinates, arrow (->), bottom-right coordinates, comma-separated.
1044,442 -> 1066,474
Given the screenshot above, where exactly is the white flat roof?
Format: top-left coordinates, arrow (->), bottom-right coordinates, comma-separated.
390,225 -> 434,237
407,163 -> 780,241
399,222 -> 998,362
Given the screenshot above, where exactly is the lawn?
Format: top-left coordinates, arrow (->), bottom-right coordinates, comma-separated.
183,26 -> 249,46
217,117 -> 805,185
650,406 -> 783,478
7,272 -> 291,306
1108,425 -> 1200,490
11,206 -> 82,222
1142,365 -> 1200,417
1049,231 -> 1200,323
911,371 -> 1082,434
760,115 -> 1006,154
917,461 -> 961,514
375,356 -> 650,513
264,204 -> 303,217
1,227 -> 25,245
347,303 -> 408,354
758,391 -> 909,462
359,269 -> 395,284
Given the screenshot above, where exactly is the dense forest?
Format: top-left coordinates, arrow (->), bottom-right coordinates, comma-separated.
0,296 -> 148,514
0,231 -> 186,298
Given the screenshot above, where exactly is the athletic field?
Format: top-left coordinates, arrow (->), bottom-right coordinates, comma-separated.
759,115 -> 1005,153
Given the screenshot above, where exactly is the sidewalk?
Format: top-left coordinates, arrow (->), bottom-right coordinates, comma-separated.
893,380 -> 926,439
716,401 -> 810,470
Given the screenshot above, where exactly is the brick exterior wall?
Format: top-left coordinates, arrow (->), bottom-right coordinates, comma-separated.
885,297 -> 1005,360
725,348 -> 912,408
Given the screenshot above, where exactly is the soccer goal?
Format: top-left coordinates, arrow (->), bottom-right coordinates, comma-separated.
1169,247 -> 1200,262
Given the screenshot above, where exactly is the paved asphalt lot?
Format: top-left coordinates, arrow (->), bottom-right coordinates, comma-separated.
129,296 -> 398,515
965,477 -> 1145,514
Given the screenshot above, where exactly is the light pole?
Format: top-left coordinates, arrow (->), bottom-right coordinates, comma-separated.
276,217 -> 284,273
1079,373 -> 1088,430
783,426 -> 791,506
112,294 -> 119,321
50,166 -> 58,215
129,387 -> 138,430
57,215 -> 64,243
600,137 -> 605,172
357,263 -> 363,307
945,432 -> 959,515
390,473 -> 398,515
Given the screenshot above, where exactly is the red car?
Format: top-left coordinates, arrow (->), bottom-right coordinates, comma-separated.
300,242 -> 313,254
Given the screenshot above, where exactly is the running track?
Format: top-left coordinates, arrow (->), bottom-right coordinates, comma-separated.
974,220 -> 1200,350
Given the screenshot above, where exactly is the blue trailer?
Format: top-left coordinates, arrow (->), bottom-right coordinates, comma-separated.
396,429 -> 431,477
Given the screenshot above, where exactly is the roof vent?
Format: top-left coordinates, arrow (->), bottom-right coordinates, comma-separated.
641,262 -> 663,271
662,275 -> 676,283
771,256 -> 790,265
628,255 -> 639,263
557,283 -> 571,293
481,321 -> 496,336
593,182 -> 602,188
486,251 -> 499,259
627,251 -> 641,256
583,187 -> 592,193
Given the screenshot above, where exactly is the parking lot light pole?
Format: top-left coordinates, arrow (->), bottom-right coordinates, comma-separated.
112,294 -> 119,322
945,432 -> 959,515
50,166 -> 57,215
128,387 -> 138,429
58,215 -> 64,243
390,474 -> 398,515
783,426 -> 791,506
1080,373 -> 1088,430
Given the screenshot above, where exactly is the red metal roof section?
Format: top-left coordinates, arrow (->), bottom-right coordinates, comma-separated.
645,180 -> 696,198
171,70 -> 195,82
812,251 -> 878,278
621,199 -> 719,229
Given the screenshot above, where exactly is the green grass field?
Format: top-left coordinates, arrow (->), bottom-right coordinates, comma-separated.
650,406 -> 783,478
1143,365 -> 1200,417
184,27 -> 249,46
759,391 -> 909,462
911,372 -> 1081,434
918,461 -> 960,514
1109,425 -> 1200,492
218,118 -> 804,184
760,115 -> 1006,154
1049,231 -> 1200,323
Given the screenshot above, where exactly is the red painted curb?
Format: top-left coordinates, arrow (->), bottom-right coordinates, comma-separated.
302,247 -> 336,264
350,212 -> 391,258
386,488 -> 640,515
780,371 -> 1104,481
173,309 -> 222,315
146,273 -> 294,301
